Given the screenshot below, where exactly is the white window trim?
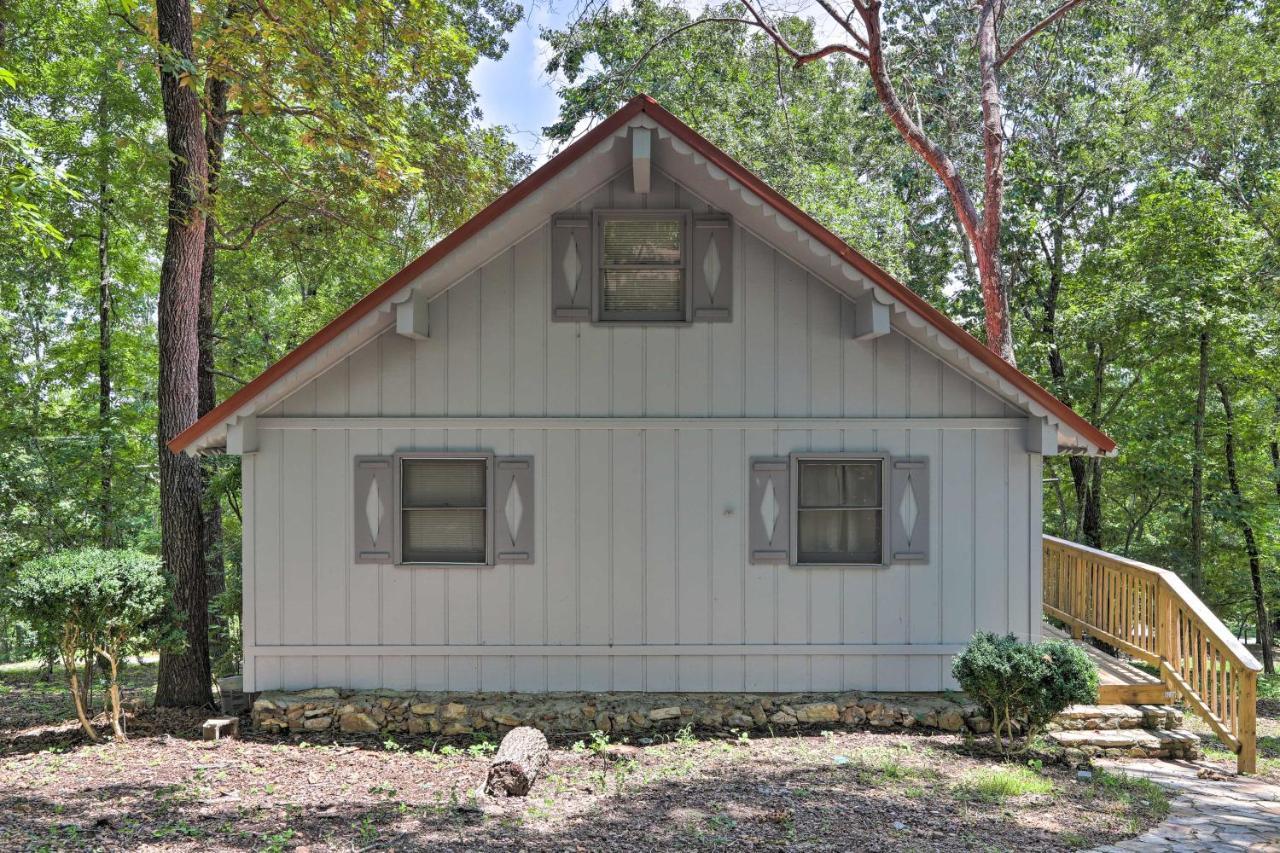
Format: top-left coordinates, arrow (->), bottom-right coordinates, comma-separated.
393,451 -> 495,566
591,209 -> 693,325
788,452 -> 890,568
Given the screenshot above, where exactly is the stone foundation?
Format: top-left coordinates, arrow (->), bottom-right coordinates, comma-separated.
252,689 -> 995,738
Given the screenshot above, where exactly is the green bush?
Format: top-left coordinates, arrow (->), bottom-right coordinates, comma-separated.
951,631 -> 1098,751
7,547 -> 175,741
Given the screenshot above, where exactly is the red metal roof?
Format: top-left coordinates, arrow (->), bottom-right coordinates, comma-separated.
170,94 -> 1114,454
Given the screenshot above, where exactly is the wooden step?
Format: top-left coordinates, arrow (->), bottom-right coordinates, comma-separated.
1098,683 -> 1174,705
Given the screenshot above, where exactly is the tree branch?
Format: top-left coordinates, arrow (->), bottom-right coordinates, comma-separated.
995,0 -> 1090,67
214,197 -> 292,251
739,0 -> 868,64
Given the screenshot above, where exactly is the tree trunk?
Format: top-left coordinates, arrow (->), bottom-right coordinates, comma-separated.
153,0 -> 212,708
1189,328 -> 1209,596
201,75 -> 229,668
1219,382 -> 1274,673
95,89 -> 114,549
975,0 -> 1015,365
485,726 -> 550,796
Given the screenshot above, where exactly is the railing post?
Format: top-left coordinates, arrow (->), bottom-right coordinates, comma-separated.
1239,671 -> 1257,775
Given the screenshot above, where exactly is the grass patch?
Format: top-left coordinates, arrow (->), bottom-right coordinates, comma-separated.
1091,770 -> 1169,818
956,765 -> 1055,801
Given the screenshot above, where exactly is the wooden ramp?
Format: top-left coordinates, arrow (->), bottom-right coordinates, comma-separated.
1043,623 -> 1172,704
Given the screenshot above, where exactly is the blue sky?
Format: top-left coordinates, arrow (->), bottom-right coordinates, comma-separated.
472,2 -> 576,163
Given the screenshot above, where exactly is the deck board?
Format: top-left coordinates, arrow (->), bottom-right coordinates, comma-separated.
1043,623 -> 1170,704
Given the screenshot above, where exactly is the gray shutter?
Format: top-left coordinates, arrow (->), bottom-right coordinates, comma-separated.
749,458 -> 789,564
889,457 -> 930,563
691,214 -> 732,321
551,214 -> 591,320
354,456 -> 394,564
494,456 -> 534,563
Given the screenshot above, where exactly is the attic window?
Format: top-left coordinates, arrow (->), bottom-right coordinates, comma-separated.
596,211 -> 690,322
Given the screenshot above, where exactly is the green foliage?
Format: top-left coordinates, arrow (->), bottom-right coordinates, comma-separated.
952,632 -> 1098,751
7,547 -> 174,659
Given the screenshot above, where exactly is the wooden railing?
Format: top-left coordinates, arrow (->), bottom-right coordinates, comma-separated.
1043,535 -> 1261,773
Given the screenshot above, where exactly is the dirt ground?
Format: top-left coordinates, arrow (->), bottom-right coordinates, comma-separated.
0,661 -> 1171,852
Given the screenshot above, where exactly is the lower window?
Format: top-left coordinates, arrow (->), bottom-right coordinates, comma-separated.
399,456 -> 490,564
794,456 -> 885,565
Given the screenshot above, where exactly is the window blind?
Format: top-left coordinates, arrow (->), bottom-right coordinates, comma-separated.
602,218 -> 682,264
402,458 -> 486,508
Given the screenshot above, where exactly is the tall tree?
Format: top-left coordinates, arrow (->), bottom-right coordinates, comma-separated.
153,0 -> 212,708
1218,381 -> 1273,673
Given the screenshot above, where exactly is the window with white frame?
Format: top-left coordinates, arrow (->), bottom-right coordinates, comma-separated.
793,455 -> 886,565
595,211 -> 690,322
398,455 -> 491,565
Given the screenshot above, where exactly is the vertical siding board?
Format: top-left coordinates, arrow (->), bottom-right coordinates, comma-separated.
241,454 -> 257,689
1007,434 -> 1032,643
254,428 -> 282,648
612,430 -> 644,653
313,359 -> 349,648
907,346 -> 943,691
675,430 -> 711,689
742,232 -> 776,416
774,255 -> 808,417
578,431 -> 611,647
545,430 -> 579,645
974,429 -> 1010,634
644,430 -> 677,690
279,432 -> 315,646
512,228 -> 548,416
710,430 -> 745,645
940,364 -> 976,642
479,252 -> 514,416
415,657 -> 447,691
1028,453 -> 1044,642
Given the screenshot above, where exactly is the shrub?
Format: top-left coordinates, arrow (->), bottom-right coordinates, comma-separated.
951,631 -> 1098,751
7,548 -> 175,741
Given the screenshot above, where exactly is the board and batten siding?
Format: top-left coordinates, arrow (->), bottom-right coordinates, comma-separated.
244,169 -> 1043,694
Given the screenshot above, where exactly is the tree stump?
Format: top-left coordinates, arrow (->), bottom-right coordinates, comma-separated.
484,726 -> 549,797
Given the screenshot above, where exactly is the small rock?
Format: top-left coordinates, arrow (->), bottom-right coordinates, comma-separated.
648,706 -> 682,721
338,712 -> 379,733
769,712 -> 798,726
795,702 -> 840,724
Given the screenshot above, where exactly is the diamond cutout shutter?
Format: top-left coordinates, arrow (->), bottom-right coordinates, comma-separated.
551,215 -> 590,321
354,456 -> 394,564
494,457 -> 534,563
889,458 -> 929,563
691,214 -> 732,321
749,458 -> 789,564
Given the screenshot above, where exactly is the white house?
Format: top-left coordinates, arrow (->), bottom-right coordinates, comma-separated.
172,95 -> 1114,696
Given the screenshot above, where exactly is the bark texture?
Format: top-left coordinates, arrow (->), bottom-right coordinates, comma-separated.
154,0 -> 212,708
201,75 -> 230,666
485,726 -> 550,797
